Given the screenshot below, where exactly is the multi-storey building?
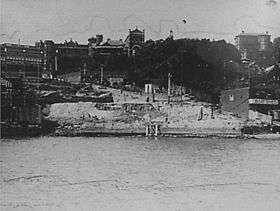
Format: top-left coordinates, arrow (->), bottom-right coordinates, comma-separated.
0,43 -> 43,78
124,27 -> 145,56
55,39 -> 88,57
88,35 -> 125,57
88,27 -> 145,58
234,31 -> 272,63
36,39 -> 88,73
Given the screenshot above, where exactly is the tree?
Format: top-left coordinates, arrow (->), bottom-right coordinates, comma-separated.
87,37 -> 242,102
273,37 -> 280,63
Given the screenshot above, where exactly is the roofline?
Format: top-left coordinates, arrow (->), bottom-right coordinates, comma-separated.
221,87 -> 250,92
235,33 -> 271,37
1,43 -> 38,48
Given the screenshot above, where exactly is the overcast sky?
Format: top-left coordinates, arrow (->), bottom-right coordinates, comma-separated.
0,0 -> 279,45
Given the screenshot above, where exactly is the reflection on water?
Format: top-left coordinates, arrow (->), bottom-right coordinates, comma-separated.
1,137 -> 280,210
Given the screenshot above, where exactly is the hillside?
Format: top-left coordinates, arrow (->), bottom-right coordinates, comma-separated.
102,38 -> 242,103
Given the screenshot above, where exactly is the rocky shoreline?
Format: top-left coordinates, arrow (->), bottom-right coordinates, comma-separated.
41,96 -> 280,139
49,126 -> 280,139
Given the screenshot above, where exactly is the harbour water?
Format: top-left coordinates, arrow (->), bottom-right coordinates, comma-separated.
1,137 -> 280,210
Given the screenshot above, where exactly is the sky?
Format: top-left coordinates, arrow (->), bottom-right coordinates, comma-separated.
0,0 -> 279,45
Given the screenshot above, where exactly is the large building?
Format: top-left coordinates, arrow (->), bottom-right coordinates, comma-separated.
88,35 -> 125,57
88,27 -> 145,57
234,31 -> 272,62
124,27 -> 145,56
0,43 -> 43,78
36,39 -> 88,73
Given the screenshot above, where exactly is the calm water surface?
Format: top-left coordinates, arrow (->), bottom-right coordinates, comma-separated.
1,137 -> 280,210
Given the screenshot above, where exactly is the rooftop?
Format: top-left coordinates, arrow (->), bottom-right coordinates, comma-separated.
1,43 -> 38,49
236,32 -> 270,37
130,27 -> 144,34
101,39 -> 125,46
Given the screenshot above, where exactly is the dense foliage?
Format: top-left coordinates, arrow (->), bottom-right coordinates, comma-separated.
273,37 -> 280,63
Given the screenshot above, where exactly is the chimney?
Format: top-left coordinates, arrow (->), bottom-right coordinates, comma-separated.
96,34 -> 103,45
170,30 -> 173,38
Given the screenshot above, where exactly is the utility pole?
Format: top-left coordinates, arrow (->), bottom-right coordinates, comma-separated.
248,64 -> 251,88
55,50 -> 58,72
83,63 -> 86,82
5,59 -> 8,78
180,83 -> 183,105
248,61 -> 256,88
4,47 -> 7,78
22,49 -> 26,77
181,50 -> 184,105
168,72 -> 171,104
37,63 -> 41,90
100,65 -> 104,84
37,51 -> 43,90
241,49 -> 253,88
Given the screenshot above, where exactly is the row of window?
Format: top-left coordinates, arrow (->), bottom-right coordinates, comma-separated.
2,61 -> 42,65
1,49 -> 42,55
1,56 -> 42,62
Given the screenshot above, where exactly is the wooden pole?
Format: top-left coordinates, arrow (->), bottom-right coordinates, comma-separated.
100,65 -> 104,84
168,73 -> 171,104
37,63 -> 40,90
